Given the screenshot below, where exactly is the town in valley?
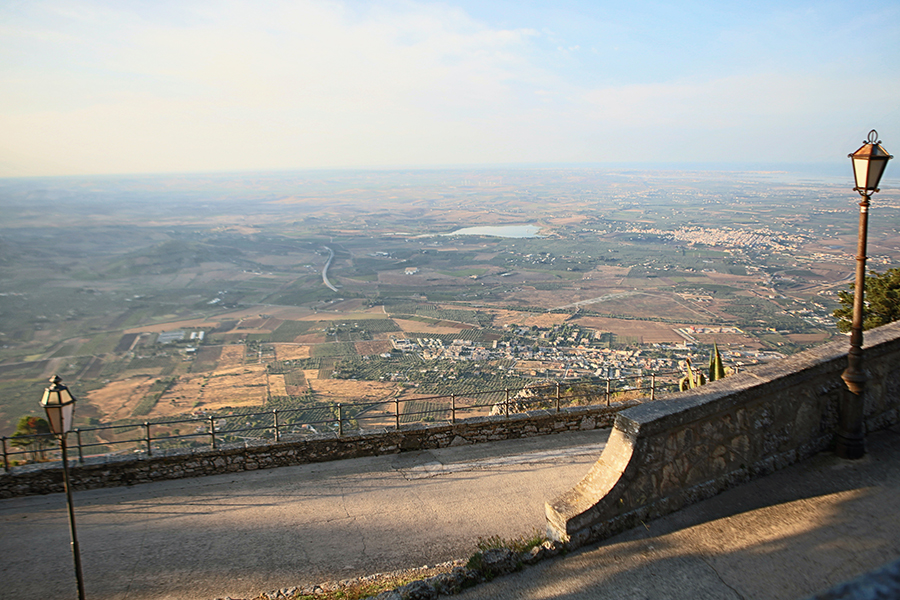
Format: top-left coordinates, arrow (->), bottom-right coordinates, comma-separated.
2,167 -> 898,448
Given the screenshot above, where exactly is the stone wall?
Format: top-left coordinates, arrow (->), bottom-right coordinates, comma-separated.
546,321 -> 900,548
0,402 -> 633,498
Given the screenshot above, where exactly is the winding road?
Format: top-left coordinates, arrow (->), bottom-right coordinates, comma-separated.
321,246 -> 339,292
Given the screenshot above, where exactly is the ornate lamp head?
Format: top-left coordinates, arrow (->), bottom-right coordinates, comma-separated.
41,375 -> 77,436
849,130 -> 892,196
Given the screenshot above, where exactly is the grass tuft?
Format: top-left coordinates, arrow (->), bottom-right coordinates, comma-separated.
293,576 -> 418,600
475,528 -> 547,554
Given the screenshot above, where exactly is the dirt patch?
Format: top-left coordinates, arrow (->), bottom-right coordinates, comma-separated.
393,319 -> 468,335
546,215 -> 587,226
354,340 -> 393,355
303,369 -> 320,381
311,379 -> 400,402
704,272 -> 761,284
295,333 -> 328,344
85,376 -> 160,422
693,333 -> 761,346
301,312 -> 387,322
514,361 -> 546,372
488,310 -> 569,328
327,299 -> 366,312
215,306 -> 316,321
309,379 -> 404,428
500,287 -> 585,310
217,345 -> 246,368
125,318 -> 218,334
373,331 -> 402,340
436,321 -> 472,330
161,365 -> 269,412
125,307 -> 318,334
192,346 -> 222,372
574,316 -> 691,343
787,333 -> 832,343
269,374 -> 287,396
233,317 -> 281,331
582,265 -> 632,281
273,344 -> 311,360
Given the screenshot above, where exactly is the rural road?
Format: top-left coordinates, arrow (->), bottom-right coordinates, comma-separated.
0,428 -> 608,600
321,246 -> 338,292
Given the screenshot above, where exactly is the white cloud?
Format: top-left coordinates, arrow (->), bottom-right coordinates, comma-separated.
0,0 -> 554,174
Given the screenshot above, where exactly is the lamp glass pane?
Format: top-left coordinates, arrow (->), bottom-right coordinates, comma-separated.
867,159 -> 889,191
60,402 -> 75,434
44,403 -> 63,435
854,158 -> 871,190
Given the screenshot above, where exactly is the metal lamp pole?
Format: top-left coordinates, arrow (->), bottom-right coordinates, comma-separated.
42,375 -> 86,600
836,131 -> 892,460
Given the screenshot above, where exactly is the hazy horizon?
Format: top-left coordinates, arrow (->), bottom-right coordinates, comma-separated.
2,1 -> 898,178
0,161 -> 856,184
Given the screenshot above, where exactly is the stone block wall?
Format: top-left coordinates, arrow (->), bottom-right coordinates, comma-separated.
0,402 -> 633,498
546,321 -> 900,548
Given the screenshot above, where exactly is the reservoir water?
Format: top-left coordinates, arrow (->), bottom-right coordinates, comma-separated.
445,224 -> 542,238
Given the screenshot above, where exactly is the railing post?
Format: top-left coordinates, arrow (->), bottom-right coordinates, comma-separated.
451,394 -> 456,424
395,397 -> 400,430
337,403 -> 343,437
76,429 -> 84,463
505,388 -> 510,418
605,378 -> 611,406
273,409 -> 280,442
555,382 -> 561,413
651,375 -> 656,401
2,437 -> 8,471
145,422 -> 152,457
209,416 -> 216,450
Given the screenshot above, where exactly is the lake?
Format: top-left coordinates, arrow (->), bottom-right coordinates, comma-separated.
444,224 -> 542,238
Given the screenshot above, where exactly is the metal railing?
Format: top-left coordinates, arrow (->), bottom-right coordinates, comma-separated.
2,371 -> 682,471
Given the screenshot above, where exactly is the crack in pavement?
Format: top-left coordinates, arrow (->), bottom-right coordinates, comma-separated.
697,555 -> 746,600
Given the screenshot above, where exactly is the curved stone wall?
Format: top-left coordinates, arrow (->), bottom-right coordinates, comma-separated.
546,321 -> 900,547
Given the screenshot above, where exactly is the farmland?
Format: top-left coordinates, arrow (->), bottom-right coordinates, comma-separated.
2,168 -> 899,437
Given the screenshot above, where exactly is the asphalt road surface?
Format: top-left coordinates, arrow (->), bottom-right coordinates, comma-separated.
0,428 -> 609,600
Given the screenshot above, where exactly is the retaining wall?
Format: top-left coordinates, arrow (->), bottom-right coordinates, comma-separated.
0,401 -> 634,498
546,320 -> 900,547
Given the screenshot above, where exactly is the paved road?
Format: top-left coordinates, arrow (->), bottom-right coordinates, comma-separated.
321,246 -> 338,291
0,429 -> 609,600
456,426 -> 900,600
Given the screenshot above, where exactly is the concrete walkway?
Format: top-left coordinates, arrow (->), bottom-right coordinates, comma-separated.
456,425 -> 900,600
0,429 -> 610,600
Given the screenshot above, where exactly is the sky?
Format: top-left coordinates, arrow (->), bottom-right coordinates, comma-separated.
2,0 -> 899,177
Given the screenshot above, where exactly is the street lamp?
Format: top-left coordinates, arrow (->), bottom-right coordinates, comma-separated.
836,130 -> 892,460
41,375 -> 86,600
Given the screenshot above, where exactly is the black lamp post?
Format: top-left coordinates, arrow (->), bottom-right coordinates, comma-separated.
836,130 -> 892,460
41,375 -> 86,600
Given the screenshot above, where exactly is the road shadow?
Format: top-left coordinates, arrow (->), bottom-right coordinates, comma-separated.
456,426 -> 900,600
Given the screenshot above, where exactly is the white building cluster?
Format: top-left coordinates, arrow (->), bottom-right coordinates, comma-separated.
389,333 -> 782,382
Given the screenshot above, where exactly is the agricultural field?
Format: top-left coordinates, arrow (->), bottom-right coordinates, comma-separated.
572,317 -> 690,344
3,168 -> 899,437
